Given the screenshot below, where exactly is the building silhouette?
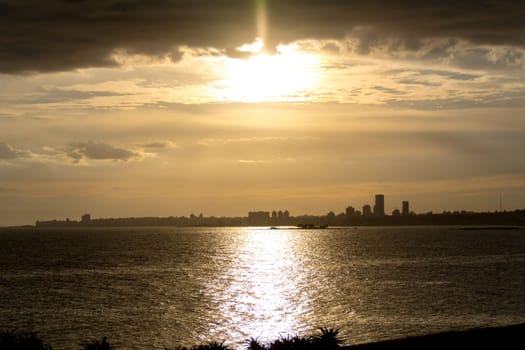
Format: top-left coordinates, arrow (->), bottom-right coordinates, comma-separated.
374,194 -> 385,216
402,201 -> 410,216
34,205 -> 525,228
248,211 -> 270,226
81,213 -> 91,223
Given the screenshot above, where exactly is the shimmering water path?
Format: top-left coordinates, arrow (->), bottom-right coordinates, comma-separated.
1,226 -> 524,349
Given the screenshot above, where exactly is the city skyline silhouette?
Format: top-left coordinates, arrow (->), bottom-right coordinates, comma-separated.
33,192 -> 525,228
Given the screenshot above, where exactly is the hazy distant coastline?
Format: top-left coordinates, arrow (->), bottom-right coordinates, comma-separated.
32,209 -> 525,228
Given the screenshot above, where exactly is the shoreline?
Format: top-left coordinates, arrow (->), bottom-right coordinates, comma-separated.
2,324 -> 524,349
342,323 -> 525,349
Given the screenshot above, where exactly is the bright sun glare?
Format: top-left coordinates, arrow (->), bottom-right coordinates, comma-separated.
216,39 -> 320,102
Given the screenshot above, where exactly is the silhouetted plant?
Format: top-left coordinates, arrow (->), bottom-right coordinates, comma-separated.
0,330 -> 52,350
166,341 -> 231,350
246,337 -> 267,350
312,328 -> 344,349
192,341 -> 231,350
80,336 -> 112,350
268,335 -> 314,350
0,327 -> 344,350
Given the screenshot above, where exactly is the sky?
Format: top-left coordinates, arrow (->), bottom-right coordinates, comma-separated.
1,0 -> 525,225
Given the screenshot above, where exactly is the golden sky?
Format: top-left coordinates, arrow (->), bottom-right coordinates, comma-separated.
1,0 -> 525,225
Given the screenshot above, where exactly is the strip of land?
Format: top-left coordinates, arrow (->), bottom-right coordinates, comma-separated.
33,209 -> 525,227
1,324 -> 524,349
342,323 -> 525,350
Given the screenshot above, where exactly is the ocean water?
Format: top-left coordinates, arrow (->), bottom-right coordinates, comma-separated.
1,226 -> 525,349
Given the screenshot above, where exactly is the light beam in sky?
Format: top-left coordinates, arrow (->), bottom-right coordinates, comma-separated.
256,0 -> 268,46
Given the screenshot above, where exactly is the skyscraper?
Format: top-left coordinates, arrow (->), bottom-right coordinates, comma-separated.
402,201 -> 410,216
374,194 -> 385,216
362,204 -> 372,216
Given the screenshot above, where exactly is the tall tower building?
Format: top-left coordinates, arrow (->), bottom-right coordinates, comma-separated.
374,194 -> 385,216
362,204 -> 372,216
402,201 -> 410,216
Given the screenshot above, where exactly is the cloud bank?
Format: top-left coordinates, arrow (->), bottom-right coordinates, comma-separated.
1,0 -> 524,73
0,142 -> 31,159
65,140 -> 140,162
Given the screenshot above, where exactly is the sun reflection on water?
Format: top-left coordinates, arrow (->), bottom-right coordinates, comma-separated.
205,228 -> 310,344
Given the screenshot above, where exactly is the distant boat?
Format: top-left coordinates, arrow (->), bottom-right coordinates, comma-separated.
297,224 -> 328,229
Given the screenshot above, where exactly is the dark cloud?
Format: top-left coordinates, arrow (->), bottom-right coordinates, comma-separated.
17,89 -> 129,105
0,0 -> 254,73
138,140 -> 176,149
1,1 -> 524,73
65,140 -> 139,162
417,70 -> 480,81
397,79 -> 442,87
392,69 -> 480,87
270,0 -> 525,46
0,142 -> 31,159
448,47 -> 525,70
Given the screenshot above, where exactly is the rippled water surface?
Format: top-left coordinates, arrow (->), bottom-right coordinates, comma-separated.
1,226 -> 525,349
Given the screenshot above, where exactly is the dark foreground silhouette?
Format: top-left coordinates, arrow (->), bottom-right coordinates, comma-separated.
1,324 -> 524,350
342,323 -> 525,350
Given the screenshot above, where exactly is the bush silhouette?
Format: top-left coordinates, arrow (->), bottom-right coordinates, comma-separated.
245,328 -> 344,350
268,335 -> 314,350
0,330 -> 52,350
166,341 -> 232,350
246,337 -> 266,350
0,328 -> 344,350
313,328 -> 344,349
80,336 -> 112,350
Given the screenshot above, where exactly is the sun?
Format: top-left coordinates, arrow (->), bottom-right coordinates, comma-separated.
215,40 -> 320,102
